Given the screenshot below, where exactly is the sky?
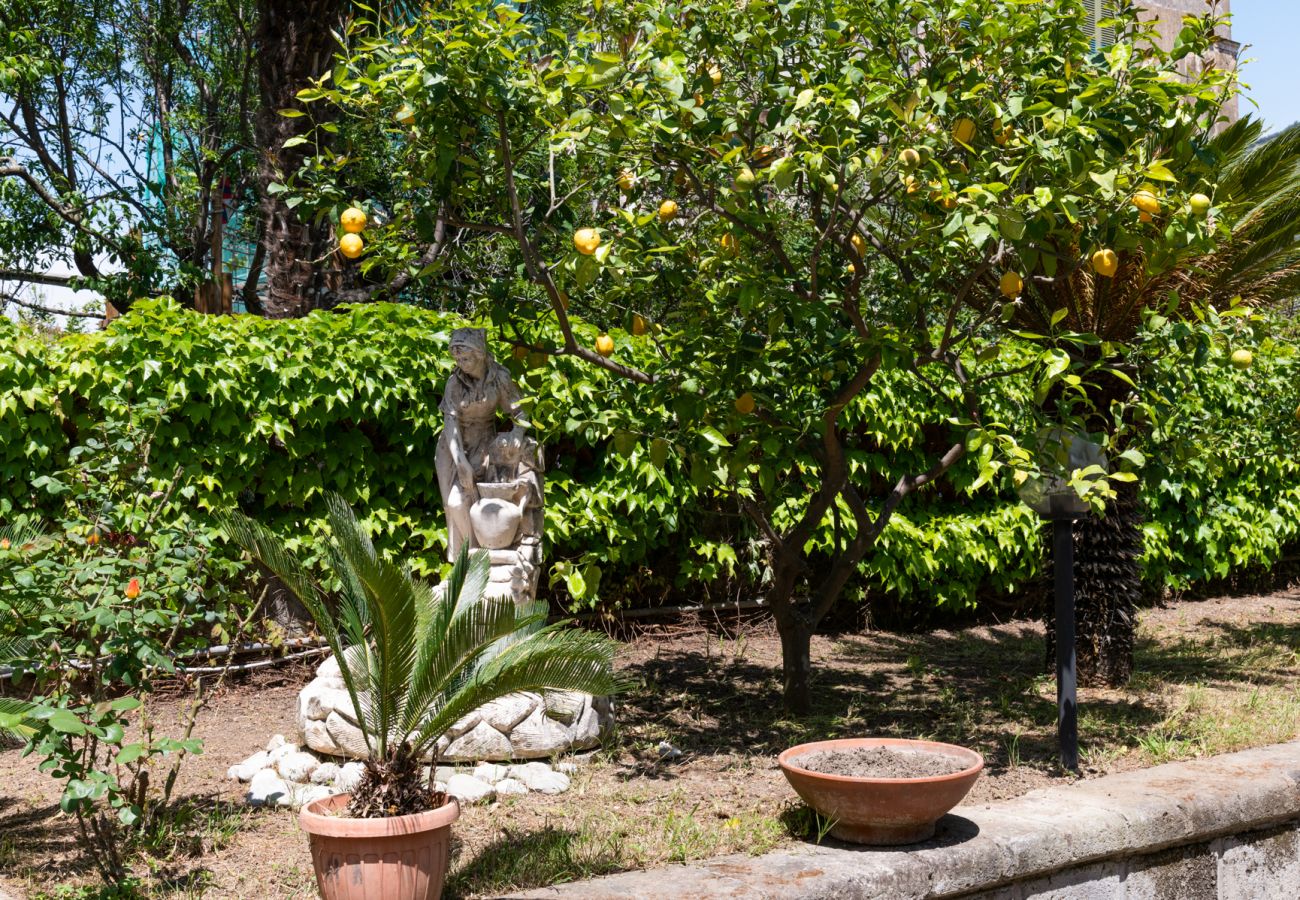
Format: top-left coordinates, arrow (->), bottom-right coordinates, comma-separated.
1232,0 -> 1300,133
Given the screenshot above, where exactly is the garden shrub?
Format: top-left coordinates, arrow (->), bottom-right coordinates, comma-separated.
0,300 -> 1296,617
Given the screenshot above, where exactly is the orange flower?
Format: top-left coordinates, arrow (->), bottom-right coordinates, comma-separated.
0,538 -> 9,550
87,532 -> 100,546
125,578 -> 141,599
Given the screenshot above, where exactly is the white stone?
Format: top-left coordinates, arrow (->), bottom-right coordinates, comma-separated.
299,681 -> 353,722
433,765 -> 457,783
494,778 -> 529,797
311,762 -> 340,786
286,783 -> 334,809
508,706 -> 573,759
446,774 -> 495,805
473,763 -> 511,785
556,761 -> 579,775
266,734 -> 286,752
334,761 -> 366,794
477,693 -> 538,734
276,750 -> 320,783
511,762 -> 570,794
444,719 -> 513,761
268,741 -> 300,765
246,768 -> 290,807
316,654 -> 340,680
227,750 -> 270,782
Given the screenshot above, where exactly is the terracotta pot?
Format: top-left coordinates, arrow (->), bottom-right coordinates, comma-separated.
778,737 -> 983,846
299,793 -> 460,900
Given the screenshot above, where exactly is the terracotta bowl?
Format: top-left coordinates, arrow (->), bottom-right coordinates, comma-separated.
778,737 -> 983,845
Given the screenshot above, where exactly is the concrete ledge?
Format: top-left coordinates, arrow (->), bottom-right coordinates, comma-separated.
510,741 -> 1300,899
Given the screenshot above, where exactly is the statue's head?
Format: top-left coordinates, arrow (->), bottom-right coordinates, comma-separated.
449,327 -> 488,377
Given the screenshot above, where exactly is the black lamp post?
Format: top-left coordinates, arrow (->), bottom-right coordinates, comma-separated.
1018,436 -> 1102,773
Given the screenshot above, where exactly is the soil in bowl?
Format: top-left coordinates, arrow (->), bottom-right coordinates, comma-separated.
793,746 -> 968,779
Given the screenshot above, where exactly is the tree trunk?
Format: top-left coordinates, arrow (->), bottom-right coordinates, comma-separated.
776,614 -> 815,715
1046,481 -> 1141,686
253,0 -> 341,318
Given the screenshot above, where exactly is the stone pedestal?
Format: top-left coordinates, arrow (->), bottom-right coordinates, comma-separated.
297,653 -> 614,762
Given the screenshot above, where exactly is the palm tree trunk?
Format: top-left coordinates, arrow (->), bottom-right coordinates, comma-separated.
253,0 -> 342,318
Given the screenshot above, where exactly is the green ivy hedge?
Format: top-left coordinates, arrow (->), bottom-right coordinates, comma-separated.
1,300 -> 1295,614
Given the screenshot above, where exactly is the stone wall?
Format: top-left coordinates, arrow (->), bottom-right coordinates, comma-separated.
512,741 -> 1300,899
1139,0 -> 1240,124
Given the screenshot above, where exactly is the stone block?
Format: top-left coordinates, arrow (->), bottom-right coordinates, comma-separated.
310,762 -> 340,786
1216,825 -> 1300,900
1123,844 -> 1216,899
298,680 -> 351,722
324,711 -> 369,758
478,693 -> 538,734
301,718 -> 342,757
444,720 -> 513,761
495,778 -> 529,797
508,706 -> 571,759
334,761 -> 366,794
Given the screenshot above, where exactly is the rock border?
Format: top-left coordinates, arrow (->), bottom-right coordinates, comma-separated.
228,734 -> 582,809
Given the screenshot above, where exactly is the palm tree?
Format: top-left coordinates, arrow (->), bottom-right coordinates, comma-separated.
1014,117 -> 1300,685
221,493 -> 625,818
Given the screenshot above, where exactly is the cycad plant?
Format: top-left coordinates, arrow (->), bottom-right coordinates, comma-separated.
221,494 -> 624,818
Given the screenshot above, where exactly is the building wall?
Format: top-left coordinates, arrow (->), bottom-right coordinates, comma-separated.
1139,0 -> 1240,123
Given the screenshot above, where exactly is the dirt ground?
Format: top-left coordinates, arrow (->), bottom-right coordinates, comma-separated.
2,587 -> 1298,899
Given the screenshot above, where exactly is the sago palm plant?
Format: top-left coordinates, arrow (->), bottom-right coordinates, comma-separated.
221,494 -> 625,818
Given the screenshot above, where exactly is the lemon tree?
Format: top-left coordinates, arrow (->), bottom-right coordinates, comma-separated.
289,0 -> 1239,711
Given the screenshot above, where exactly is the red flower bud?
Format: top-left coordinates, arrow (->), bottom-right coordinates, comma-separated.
125,578 -> 141,599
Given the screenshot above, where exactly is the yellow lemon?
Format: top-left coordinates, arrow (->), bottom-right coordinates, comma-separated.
574,228 -> 601,255
719,232 -> 739,255
851,233 -> 866,255
339,233 -> 364,259
1230,349 -> 1253,370
1091,248 -> 1119,277
632,314 -> 648,336
1189,193 -> 1212,216
595,334 -> 615,357
707,63 -> 723,86
999,271 -> 1023,298
1131,190 -> 1160,216
734,392 -> 756,415
340,207 -> 367,234
733,166 -> 757,192
899,147 -> 921,169
658,199 -> 679,221
617,169 -> 638,192
952,117 -> 977,145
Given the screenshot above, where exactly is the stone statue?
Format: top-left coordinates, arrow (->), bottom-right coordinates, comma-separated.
296,327 -> 615,763
435,327 -> 543,603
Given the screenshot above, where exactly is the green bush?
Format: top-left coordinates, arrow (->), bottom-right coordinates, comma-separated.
1,301 -> 1296,616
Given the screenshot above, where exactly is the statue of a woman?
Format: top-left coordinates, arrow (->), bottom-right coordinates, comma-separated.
435,328 -> 539,562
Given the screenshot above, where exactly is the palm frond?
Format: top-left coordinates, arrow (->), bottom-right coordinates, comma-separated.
0,696 -> 40,738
